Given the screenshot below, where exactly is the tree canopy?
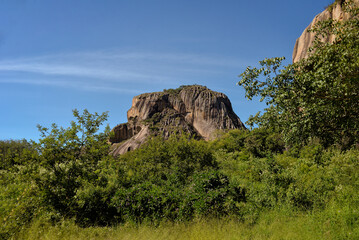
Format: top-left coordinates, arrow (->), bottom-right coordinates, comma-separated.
238,1 -> 359,148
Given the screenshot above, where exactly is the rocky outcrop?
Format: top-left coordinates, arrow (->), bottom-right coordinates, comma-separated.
110,85 -> 246,156
292,0 -> 358,63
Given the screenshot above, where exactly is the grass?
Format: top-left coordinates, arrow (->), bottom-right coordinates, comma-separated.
15,206 -> 359,240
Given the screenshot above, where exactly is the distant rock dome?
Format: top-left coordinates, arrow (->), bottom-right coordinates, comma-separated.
109,85 -> 246,156
293,0 -> 359,63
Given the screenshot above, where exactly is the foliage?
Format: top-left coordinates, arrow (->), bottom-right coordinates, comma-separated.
0,139 -> 41,239
113,182 -> 189,224
163,84 -> 204,95
211,128 -> 285,158
1,114 -> 248,238
33,109 -> 112,220
117,134 -> 217,186
110,135 -> 245,223
237,2 -> 359,148
0,109 -> 116,238
214,133 -> 359,214
0,139 -> 34,170
2,119 -> 359,238
15,198 -> 359,240
180,170 -> 244,219
163,85 -> 187,95
0,170 -> 41,239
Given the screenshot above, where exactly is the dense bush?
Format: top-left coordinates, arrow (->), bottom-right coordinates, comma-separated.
180,170 -> 244,219
1,109 -> 359,239
214,135 -> 359,214
211,128 -> 285,157
1,112 -> 245,238
111,182 -> 181,223
0,139 -> 34,170
109,135 -> 245,223
117,134 -> 217,186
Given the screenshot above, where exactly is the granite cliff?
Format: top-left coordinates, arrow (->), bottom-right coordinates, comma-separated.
293,0 -> 358,63
109,85 -> 246,156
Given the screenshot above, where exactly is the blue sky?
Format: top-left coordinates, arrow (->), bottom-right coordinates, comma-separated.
0,0 -> 334,140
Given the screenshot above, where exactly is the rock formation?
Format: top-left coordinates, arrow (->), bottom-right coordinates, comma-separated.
109,85 -> 246,156
292,0 -> 358,63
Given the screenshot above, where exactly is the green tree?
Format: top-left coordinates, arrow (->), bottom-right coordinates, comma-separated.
117,133 -> 217,186
34,109 -> 112,219
0,139 -> 33,170
238,2 -> 359,148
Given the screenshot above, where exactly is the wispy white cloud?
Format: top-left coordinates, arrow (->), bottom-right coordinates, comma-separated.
0,61 -> 169,83
0,50 -> 248,92
69,50 -> 248,68
0,78 -> 144,94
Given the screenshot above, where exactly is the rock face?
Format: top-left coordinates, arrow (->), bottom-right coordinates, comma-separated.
110,85 -> 246,156
292,0 -> 358,63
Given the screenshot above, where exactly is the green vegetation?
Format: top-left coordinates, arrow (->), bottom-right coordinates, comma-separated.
163,84 -> 205,95
238,1 -> 359,149
1,2 -> 358,239
1,115 -> 359,238
15,210 -> 359,240
163,85 -> 187,95
0,139 -> 33,170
